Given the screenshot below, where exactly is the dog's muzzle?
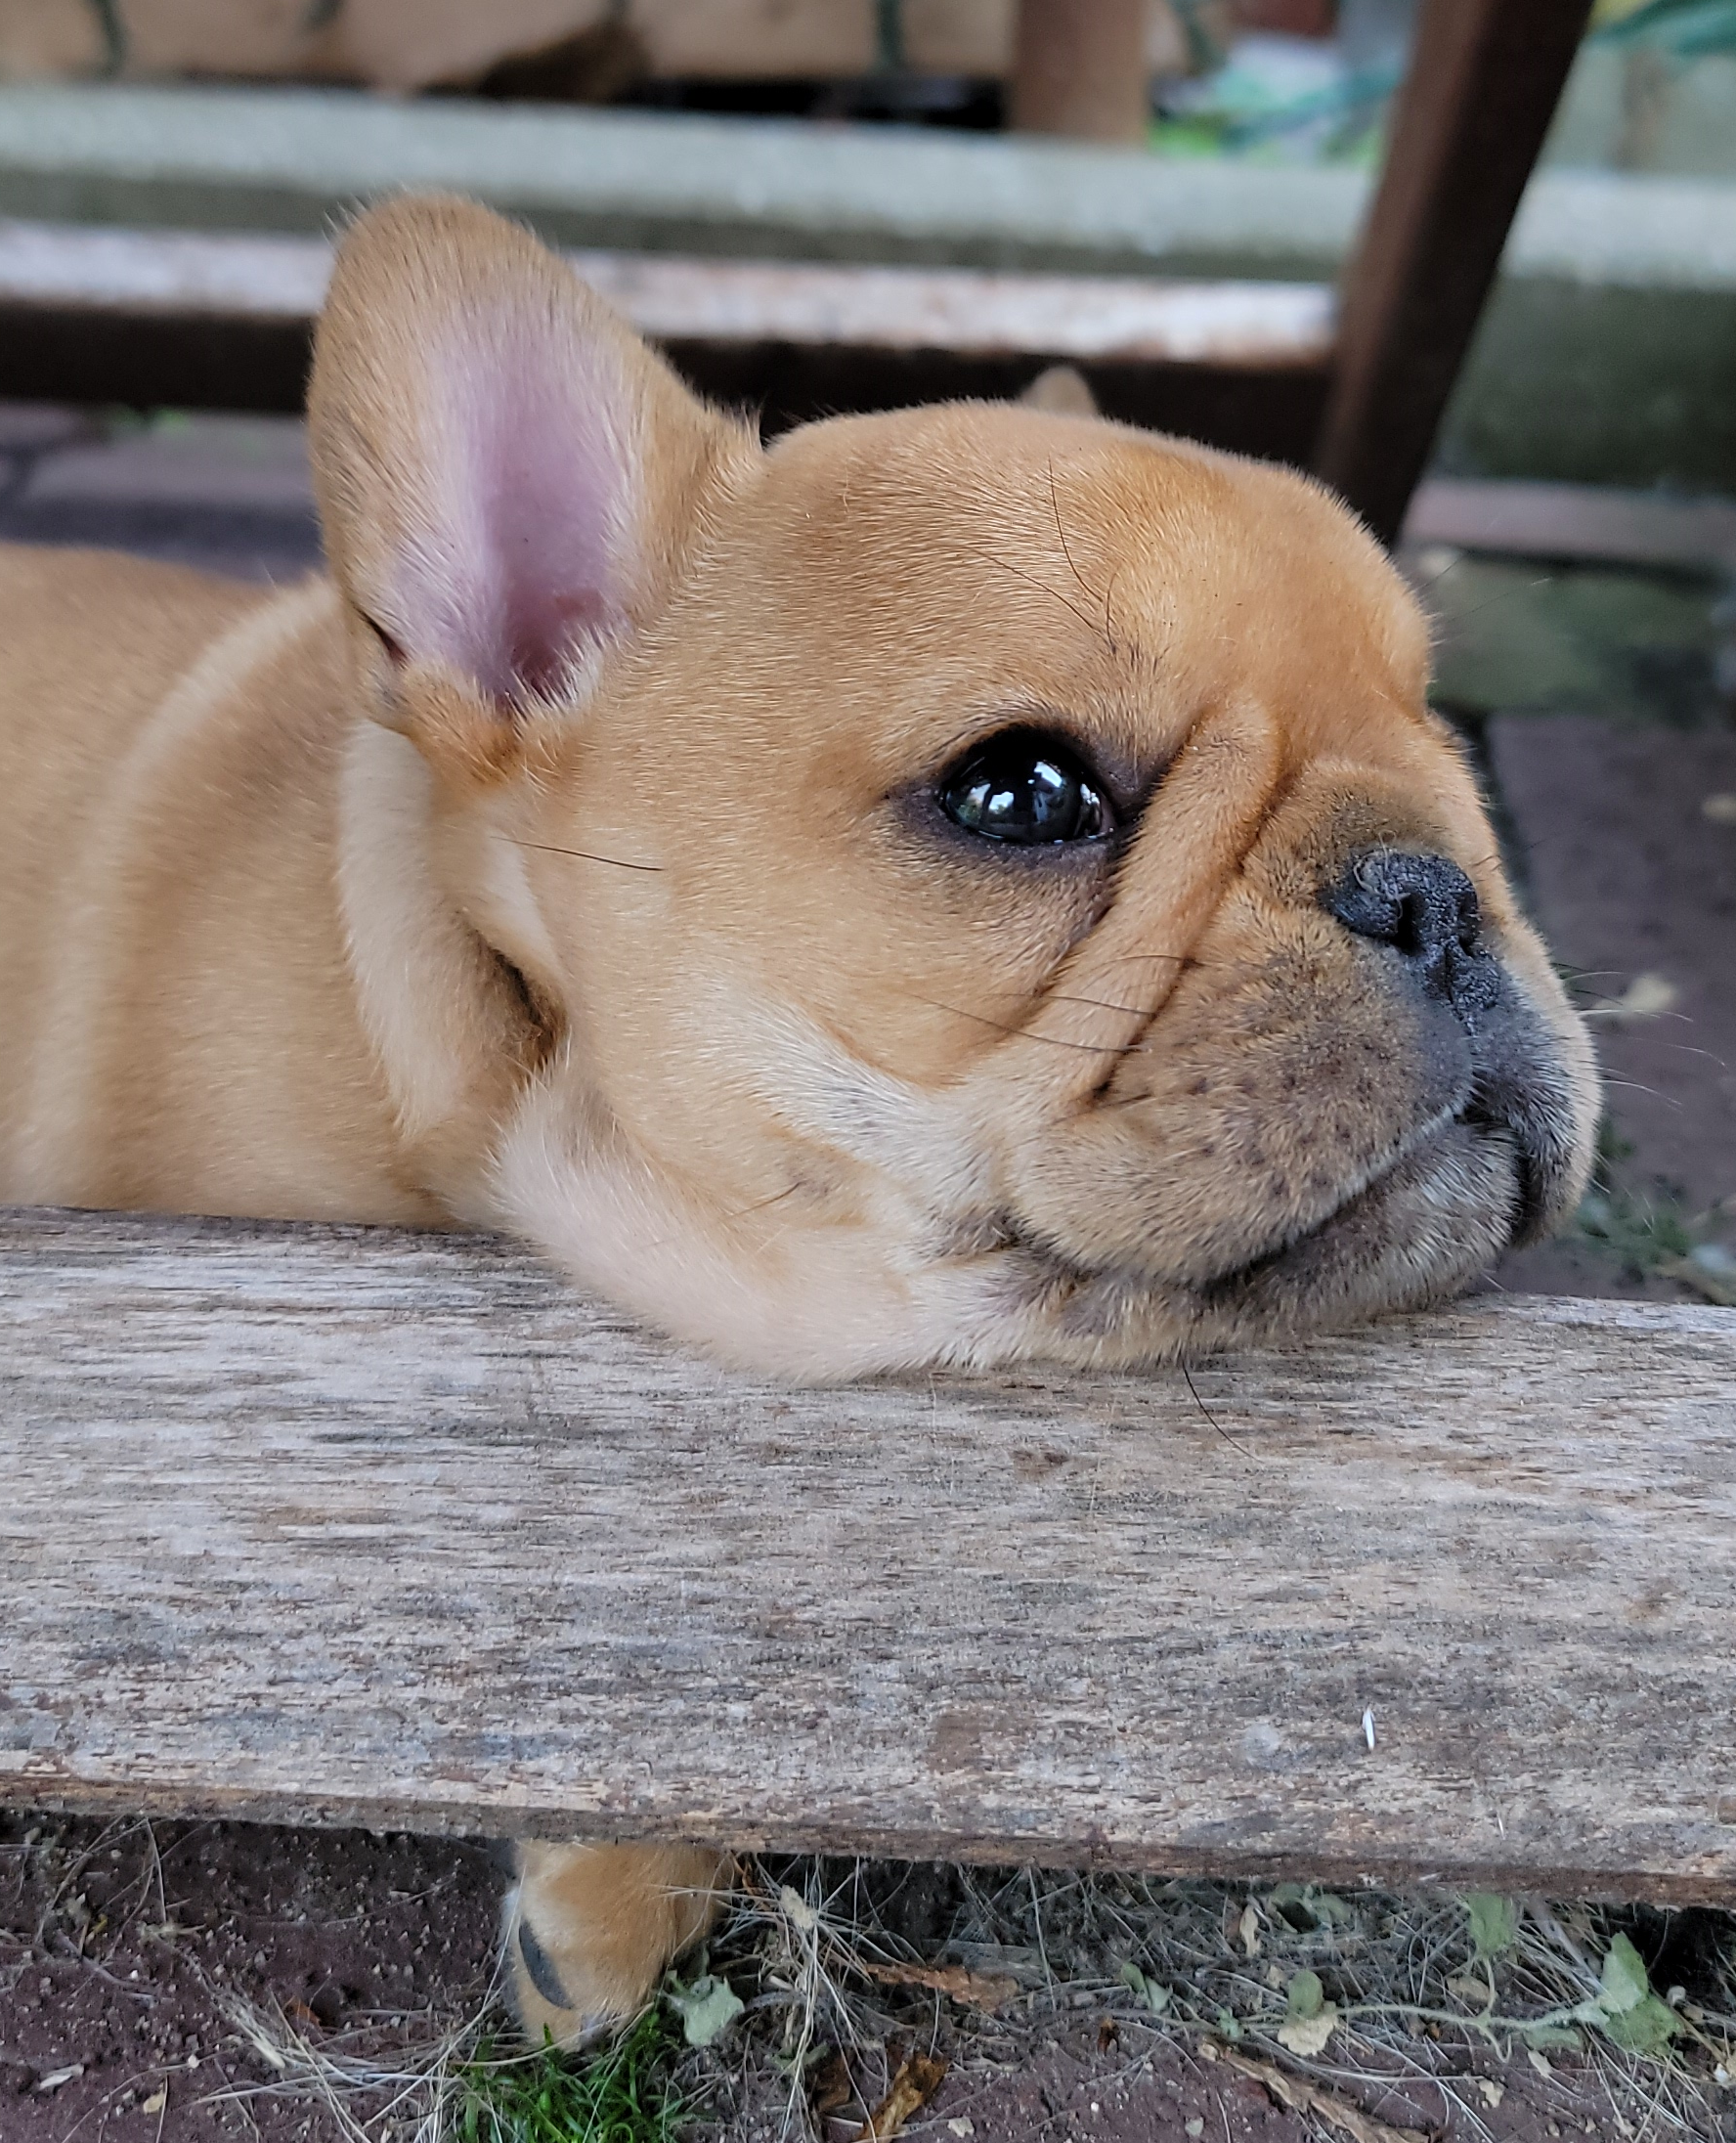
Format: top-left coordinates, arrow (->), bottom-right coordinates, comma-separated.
1324,849 -> 1579,1244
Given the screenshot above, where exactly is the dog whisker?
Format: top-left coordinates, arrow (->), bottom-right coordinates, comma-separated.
1098,950 -> 1257,977
906,994 -> 1148,1055
1043,991 -> 1163,1019
512,839 -> 662,872
957,542 -> 1105,645
1181,1361 -> 1260,1462
1047,459 -> 1117,660
629,1183 -> 803,1261
1426,573 -> 1552,635
1598,1078 -> 1680,1106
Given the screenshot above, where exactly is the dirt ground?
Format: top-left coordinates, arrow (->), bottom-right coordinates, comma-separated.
2,406 -> 1733,2141
6,1816 -> 1729,2142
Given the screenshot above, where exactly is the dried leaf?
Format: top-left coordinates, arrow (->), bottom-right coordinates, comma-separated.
34,2065 -> 82,2094
1277,2003 -> 1339,2057
1586,972 -> 1679,1023
141,2088 -> 167,2114
1269,1884 -> 1352,1931
778,1884 -> 819,1934
943,1941 -> 1045,1986
852,2053 -> 948,2141
1446,1973 -> 1494,2009
859,1959 -> 1019,2013
1213,2044 -> 1428,2143
1238,1902 -> 1261,1957
808,2050 -> 852,2119
1278,1968 -> 1338,2054
1475,2079 -> 1504,2109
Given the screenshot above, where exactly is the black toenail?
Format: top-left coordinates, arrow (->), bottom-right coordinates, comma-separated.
517,1917 -> 573,2010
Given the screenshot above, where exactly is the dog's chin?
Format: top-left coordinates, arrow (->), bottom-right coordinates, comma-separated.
997,1115 -> 1532,1369
1187,1115 -> 1526,1337
499,993 -> 1584,1378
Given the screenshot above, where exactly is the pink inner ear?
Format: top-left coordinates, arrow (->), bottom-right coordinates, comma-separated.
387,306 -> 630,705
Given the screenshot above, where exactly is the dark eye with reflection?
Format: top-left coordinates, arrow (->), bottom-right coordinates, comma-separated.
937,730 -> 1111,846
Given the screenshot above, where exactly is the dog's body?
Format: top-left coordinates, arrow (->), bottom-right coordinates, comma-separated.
2,557 -> 428,1223
0,197 -> 1598,2042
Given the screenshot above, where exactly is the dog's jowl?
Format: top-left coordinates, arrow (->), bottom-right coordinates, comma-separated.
0,197 -> 1598,2044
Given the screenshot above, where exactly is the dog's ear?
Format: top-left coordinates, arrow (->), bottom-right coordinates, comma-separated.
308,195 -> 747,764
1019,365 -> 1098,418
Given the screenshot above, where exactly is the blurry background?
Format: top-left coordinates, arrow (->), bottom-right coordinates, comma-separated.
5,0 -> 1736,168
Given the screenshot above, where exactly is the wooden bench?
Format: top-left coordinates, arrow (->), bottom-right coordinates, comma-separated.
5,1205 -> 1733,1897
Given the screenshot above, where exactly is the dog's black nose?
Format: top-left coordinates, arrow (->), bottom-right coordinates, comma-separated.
1324,851 -> 1501,1026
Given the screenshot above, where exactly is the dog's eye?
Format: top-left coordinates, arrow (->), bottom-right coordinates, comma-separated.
938,730 -> 1111,845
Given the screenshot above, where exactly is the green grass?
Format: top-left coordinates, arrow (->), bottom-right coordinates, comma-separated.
454,2011 -> 685,2143
1570,1113 -> 1709,1282
1576,1183 -> 1696,1275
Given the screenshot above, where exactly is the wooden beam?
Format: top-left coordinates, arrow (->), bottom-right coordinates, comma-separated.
1313,0 -> 1594,546
3,1206 -> 1734,1897
0,218 -> 1332,459
1404,479 -> 1736,578
1011,0 -> 1151,144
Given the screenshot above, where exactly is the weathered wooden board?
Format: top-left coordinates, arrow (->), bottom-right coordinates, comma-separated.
0,218 -> 1334,456
3,1205 -> 1734,1897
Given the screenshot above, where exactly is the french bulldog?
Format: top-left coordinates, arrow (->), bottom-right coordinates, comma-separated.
0,196 -> 1597,2044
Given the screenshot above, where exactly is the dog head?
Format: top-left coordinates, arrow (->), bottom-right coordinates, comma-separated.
310,197 -> 1597,1377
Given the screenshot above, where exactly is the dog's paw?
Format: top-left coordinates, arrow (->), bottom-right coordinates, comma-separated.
503,1841 -> 732,2050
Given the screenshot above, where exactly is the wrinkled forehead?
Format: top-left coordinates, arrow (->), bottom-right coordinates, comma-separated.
741,406 -> 1433,781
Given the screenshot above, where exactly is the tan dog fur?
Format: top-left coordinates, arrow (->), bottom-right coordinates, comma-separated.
0,197 -> 1597,2042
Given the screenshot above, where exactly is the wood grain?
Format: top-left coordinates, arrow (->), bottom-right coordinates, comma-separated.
3,1206 -> 1733,1896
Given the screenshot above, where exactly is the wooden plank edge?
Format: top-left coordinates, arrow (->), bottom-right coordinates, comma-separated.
12,1211 -> 1728,1888
0,217 -> 1335,369
8,1775 -> 1735,1904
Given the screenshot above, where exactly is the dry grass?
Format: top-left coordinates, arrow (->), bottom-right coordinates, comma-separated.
117,1858 -> 1736,2141
665,1861 -> 1736,2141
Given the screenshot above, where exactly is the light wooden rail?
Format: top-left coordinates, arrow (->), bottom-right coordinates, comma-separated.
3,1206 -> 1733,1898
0,217 -> 1334,456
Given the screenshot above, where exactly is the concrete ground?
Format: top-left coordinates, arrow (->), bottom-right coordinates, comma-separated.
2,406 -> 1732,2141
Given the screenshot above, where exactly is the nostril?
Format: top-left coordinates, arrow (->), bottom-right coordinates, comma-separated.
1390,888 -> 1433,960
1324,851 -> 1477,951
1324,851 -> 1501,1027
